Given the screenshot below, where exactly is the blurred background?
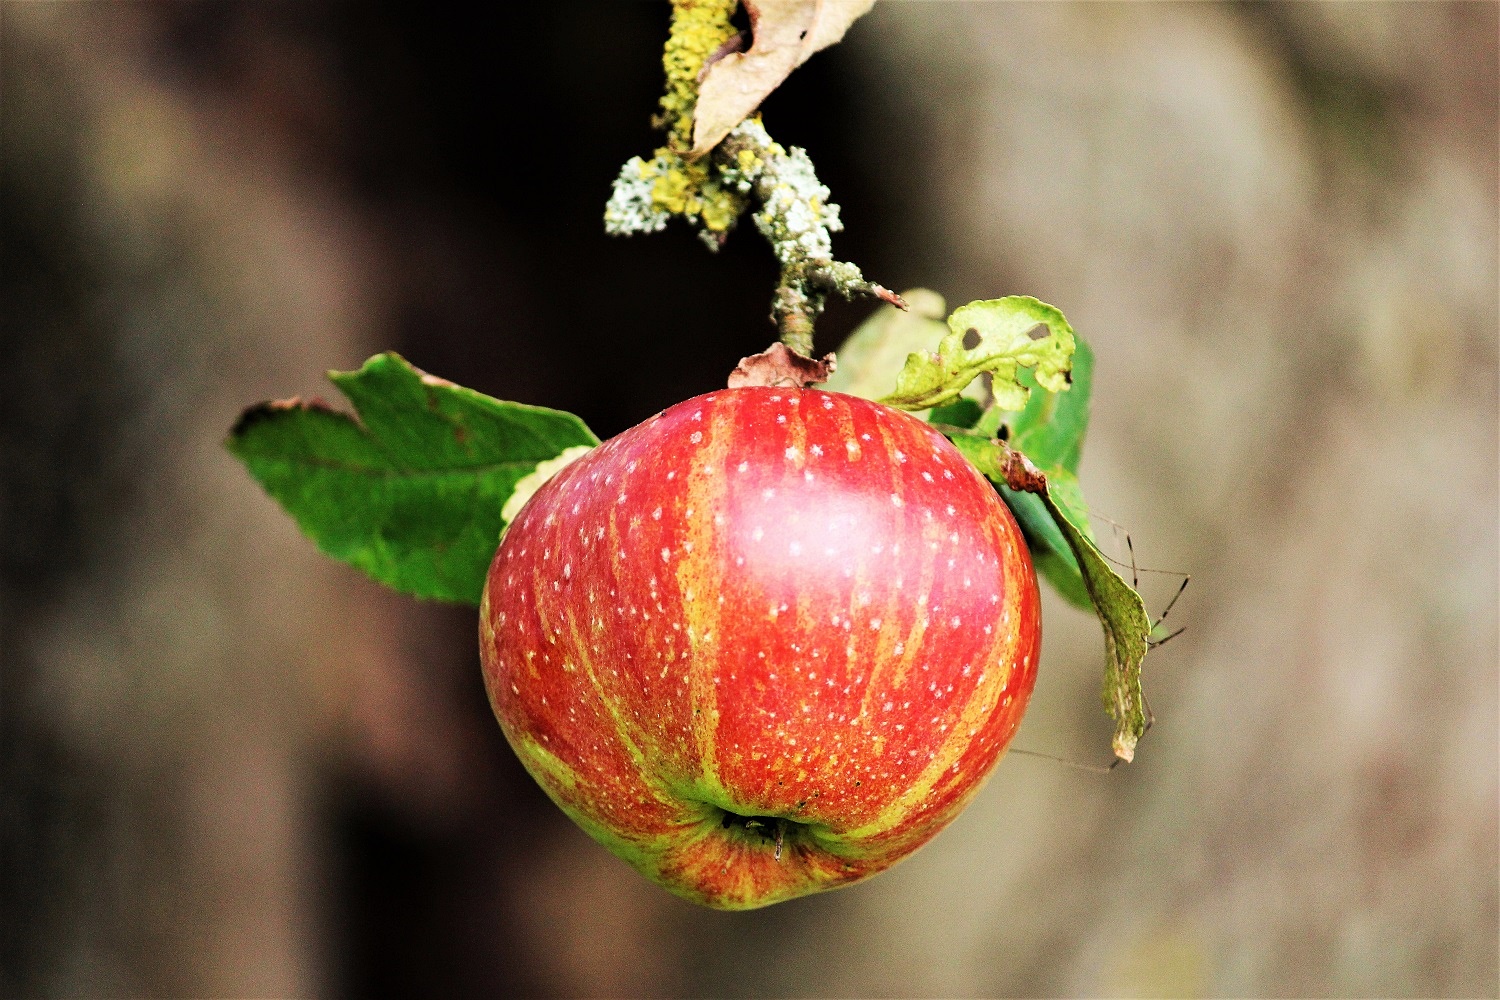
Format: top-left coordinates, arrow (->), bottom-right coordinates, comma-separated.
3,2 -> 1495,997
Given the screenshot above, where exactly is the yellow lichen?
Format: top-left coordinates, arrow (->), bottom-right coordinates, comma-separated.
659,0 -> 739,151
651,156 -> 703,215
645,146 -> 747,232
699,184 -> 744,232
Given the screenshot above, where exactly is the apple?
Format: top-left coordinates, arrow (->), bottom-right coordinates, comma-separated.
479,386 -> 1040,909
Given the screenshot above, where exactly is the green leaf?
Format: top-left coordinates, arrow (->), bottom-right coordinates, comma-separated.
1008,337 -> 1094,476
945,434 -> 1150,762
927,396 -> 984,430
878,296 -> 1076,412
997,476 -> 1092,612
226,352 -> 599,604
994,336 -> 1096,606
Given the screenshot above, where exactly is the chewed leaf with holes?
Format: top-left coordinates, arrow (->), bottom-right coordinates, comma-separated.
226,352 -> 598,604
946,433 -> 1151,762
1008,337 -> 1094,477
879,296 -> 1076,412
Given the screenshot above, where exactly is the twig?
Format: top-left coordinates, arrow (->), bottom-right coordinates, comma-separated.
605,0 -> 904,357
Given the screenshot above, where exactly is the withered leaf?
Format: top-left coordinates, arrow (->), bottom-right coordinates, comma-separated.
690,0 -> 877,158
727,342 -> 837,388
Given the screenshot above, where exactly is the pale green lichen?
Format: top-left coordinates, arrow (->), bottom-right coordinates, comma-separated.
605,156 -> 671,235
726,119 -> 843,260
717,118 -> 894,353
605,149 -> 747,244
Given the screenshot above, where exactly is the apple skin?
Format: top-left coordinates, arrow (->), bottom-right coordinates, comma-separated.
479,387 -> 1040,910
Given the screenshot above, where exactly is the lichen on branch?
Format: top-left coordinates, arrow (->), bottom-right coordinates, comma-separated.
605,0 -> 902,355
604,0 -> 743,244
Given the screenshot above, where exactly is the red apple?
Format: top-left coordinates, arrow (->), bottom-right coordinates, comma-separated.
479,387 -> 1040,909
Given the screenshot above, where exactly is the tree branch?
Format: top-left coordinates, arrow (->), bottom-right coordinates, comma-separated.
604,0 -> 904,357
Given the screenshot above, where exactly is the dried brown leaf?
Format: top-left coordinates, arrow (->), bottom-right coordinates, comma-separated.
727,342 -> 837,388
996,445 -> 1048,495
690,0 -> 876,158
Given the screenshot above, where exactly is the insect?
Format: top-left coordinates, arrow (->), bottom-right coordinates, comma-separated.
1011,513 -> 1190,773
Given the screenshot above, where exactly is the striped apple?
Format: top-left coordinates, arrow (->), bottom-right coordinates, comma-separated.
479,387 -> 1040,909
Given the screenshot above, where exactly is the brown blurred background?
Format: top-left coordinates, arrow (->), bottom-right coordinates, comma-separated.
3,3 -> 1496,997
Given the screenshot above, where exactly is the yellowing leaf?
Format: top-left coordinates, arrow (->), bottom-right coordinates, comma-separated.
879,296 -> 1077,412
691,0 -> 876,158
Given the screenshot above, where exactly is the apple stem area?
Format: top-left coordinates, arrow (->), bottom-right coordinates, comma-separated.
716,808 -> 798,862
